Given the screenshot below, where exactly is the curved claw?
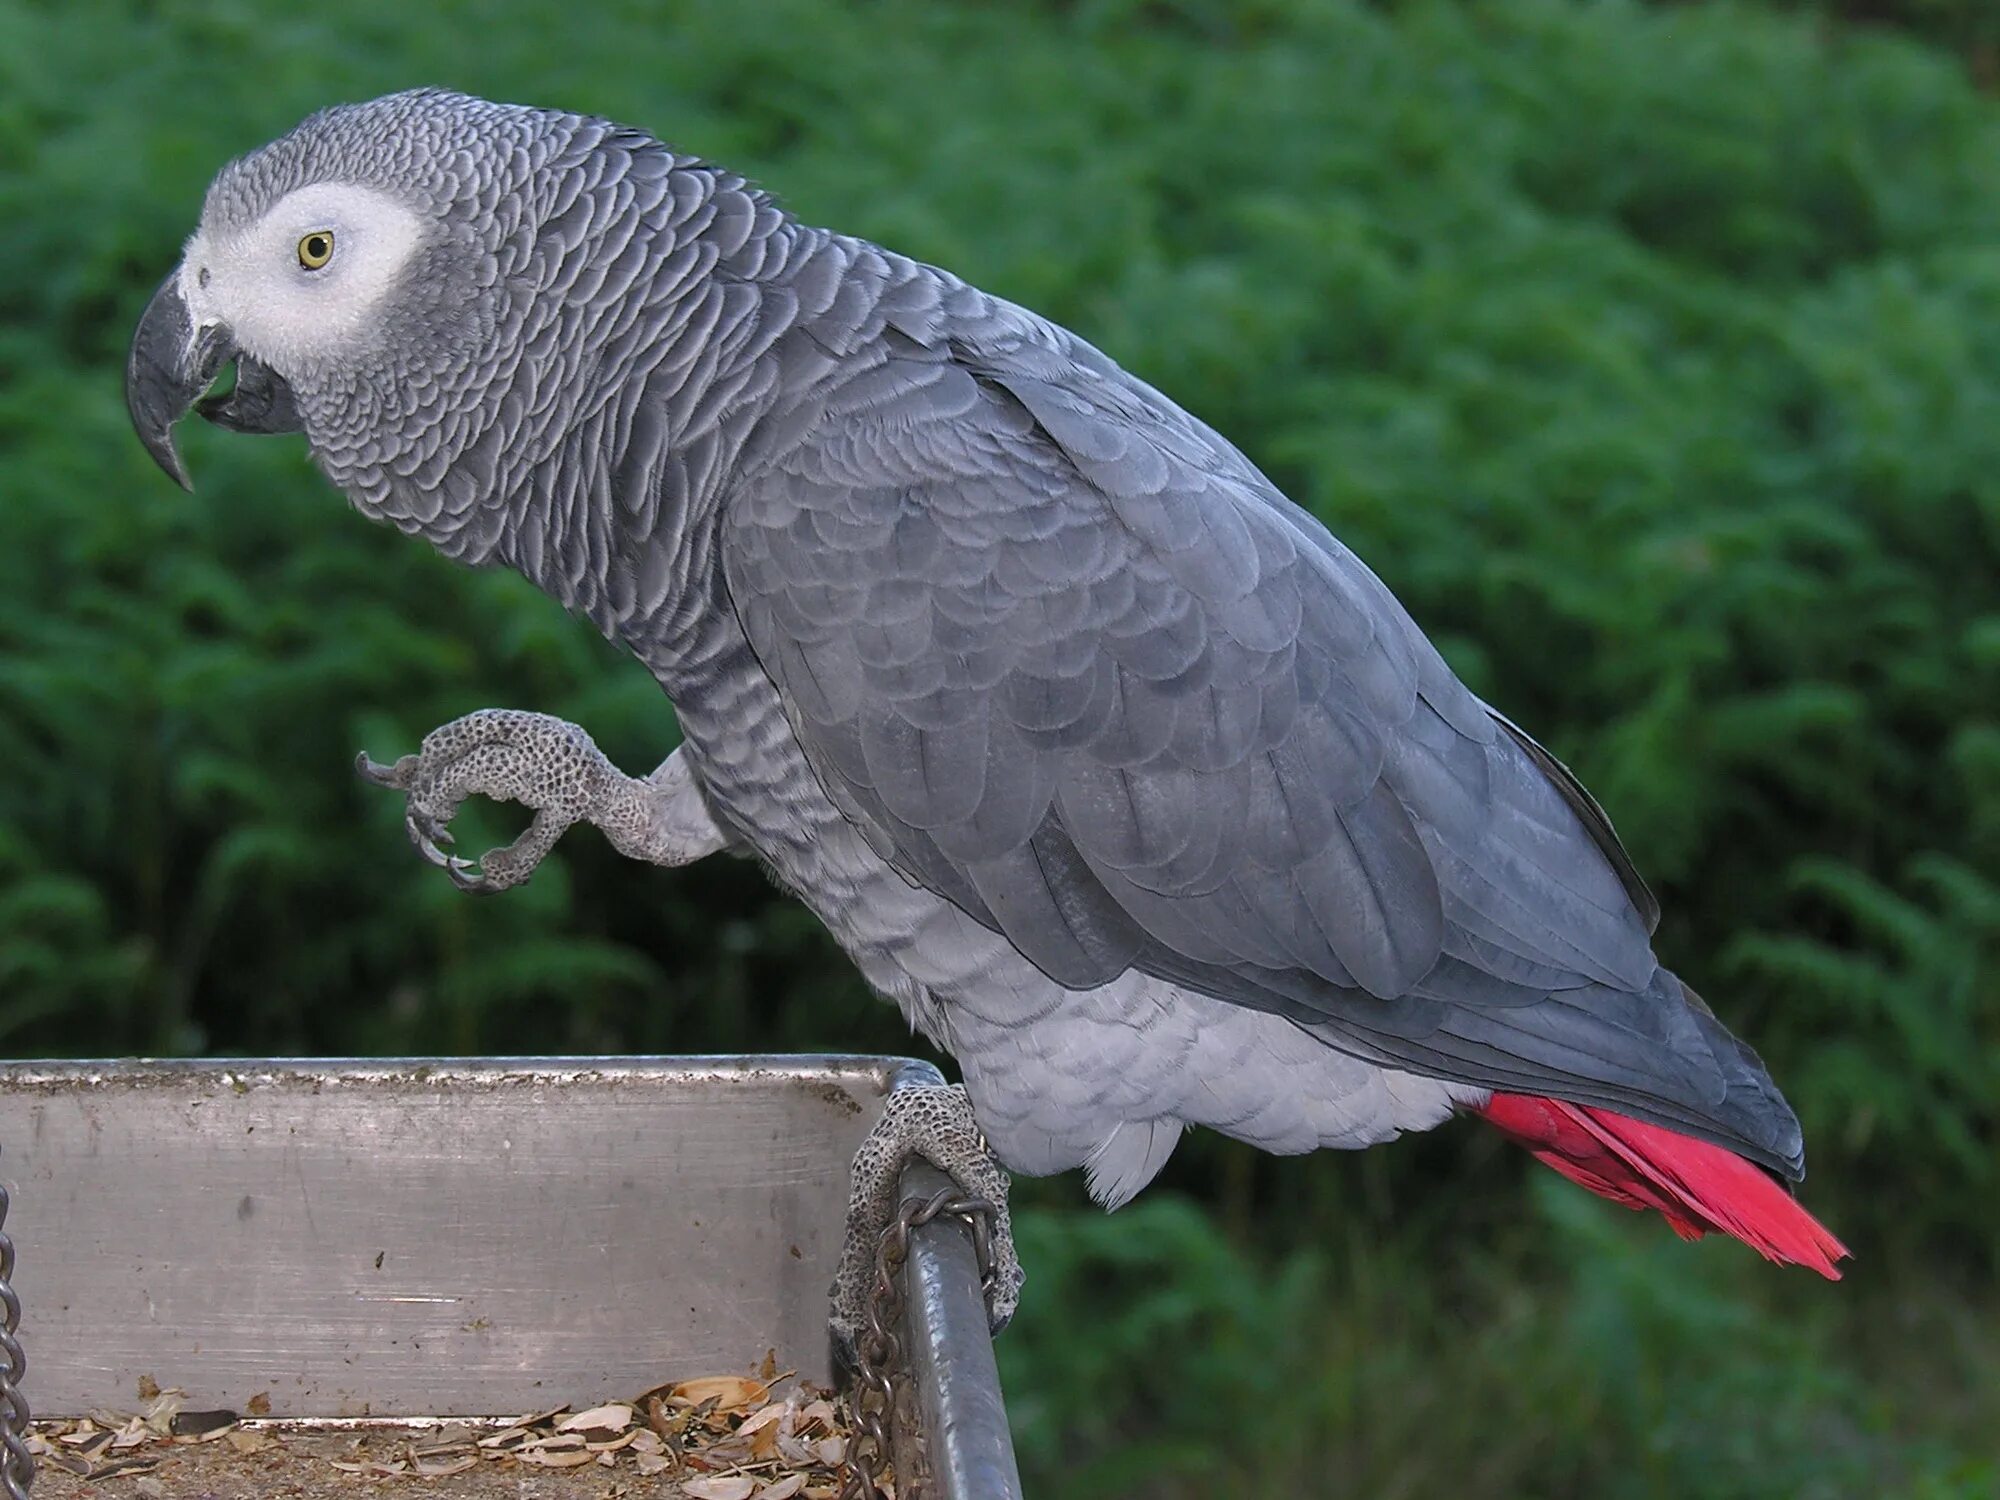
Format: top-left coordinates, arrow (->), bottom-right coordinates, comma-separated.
355,751 -> 412,789
409,805 -> 455,850
447,860 -> 503,895
404,811 -> 460,869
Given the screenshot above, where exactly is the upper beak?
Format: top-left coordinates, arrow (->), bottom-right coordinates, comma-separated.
125,272 -> 303,491
125,272 -> 231,491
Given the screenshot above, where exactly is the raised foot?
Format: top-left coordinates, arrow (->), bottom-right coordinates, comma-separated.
831,1083 -> 1024,1352
357,708 -> 622,893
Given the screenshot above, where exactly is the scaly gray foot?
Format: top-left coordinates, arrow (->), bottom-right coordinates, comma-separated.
357,708 -> 730,892
832,1083 -> 1024,1351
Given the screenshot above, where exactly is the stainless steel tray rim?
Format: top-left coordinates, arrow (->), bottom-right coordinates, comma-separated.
0,1054 -> 946,1093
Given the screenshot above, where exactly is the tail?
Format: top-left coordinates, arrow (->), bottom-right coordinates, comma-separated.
1478,1093 -> 1848,1279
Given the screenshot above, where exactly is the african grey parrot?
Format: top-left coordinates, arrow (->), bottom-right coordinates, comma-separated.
126,89 -> 1845,1338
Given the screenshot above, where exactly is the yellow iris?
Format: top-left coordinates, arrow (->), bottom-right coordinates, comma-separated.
297,230 -> 335,270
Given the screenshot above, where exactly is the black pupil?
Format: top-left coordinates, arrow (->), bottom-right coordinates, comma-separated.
306,236 -> 328,261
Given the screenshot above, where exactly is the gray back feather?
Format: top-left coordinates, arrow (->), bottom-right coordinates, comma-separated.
721,254 -> 1803,1177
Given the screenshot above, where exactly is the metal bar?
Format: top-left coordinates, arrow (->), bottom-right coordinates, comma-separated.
0,1142 -> 30,1498
897,1160 -> 1023,1500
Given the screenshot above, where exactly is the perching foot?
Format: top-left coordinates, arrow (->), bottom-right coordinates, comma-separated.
831,1083 -> 1024,1352
358,709 -> 729,892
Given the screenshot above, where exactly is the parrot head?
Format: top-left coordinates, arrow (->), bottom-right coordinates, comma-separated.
125,90 -> 555,512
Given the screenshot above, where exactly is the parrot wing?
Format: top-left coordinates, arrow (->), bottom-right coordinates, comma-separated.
722,286 -> 1802,1177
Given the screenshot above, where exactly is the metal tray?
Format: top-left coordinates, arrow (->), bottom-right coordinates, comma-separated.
0,1055 -> 1021,1497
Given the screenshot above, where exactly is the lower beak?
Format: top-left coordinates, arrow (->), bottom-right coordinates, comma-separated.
125,273 -> 302,491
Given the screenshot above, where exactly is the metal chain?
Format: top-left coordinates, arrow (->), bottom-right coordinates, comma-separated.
839,1187 -> 998,1500
0,1145 -> 31,1499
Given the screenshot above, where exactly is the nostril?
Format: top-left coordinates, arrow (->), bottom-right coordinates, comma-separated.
198,266 -> 211,288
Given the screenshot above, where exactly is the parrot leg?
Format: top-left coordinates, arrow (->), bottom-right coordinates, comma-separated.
357,708 -> 732,893
831,1083 -> 1025,1350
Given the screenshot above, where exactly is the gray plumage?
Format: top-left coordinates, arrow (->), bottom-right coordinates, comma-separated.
133,89 -> 1806,1213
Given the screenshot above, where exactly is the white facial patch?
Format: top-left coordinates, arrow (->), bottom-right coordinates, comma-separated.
180,183 -> 426,372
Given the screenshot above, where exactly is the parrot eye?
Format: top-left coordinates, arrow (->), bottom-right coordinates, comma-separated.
296,230 -> 336,270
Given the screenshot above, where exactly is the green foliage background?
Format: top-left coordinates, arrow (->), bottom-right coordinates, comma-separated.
3,0 -> 1997,1494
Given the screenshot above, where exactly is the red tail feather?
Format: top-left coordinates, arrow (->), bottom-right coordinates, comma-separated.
1479,1093 -> 1848,1279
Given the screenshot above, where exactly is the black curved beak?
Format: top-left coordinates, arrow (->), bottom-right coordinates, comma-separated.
126,273 -> 227,491
125,272 -> 302,491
